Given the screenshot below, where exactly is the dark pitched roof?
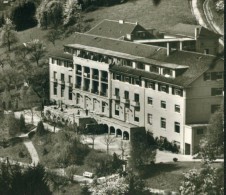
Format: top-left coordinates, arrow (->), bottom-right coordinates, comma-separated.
167,23 -> 220,38
86,19 -> 142,39
49,50 -> 73,61
65,32 -> 223,87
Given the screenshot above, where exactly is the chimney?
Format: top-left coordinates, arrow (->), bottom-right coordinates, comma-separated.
119,20 -> 124,24
195,27 -> 199,40
167,42 -> 171,56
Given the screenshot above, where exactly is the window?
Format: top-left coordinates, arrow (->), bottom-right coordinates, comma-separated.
115,88 -> 120,96
212,72 -> 224,80
211,105 -> 220,113
134,116 -> 139,122
172,87 -> 183,96
204,72 -> 211,81
115,104 -> 120,115
137,62 -> 144,70
102,102 -> 106,113
114,74 -> 121,81
163,68 -> 172,76
76,93 -> 80,104
150,65 -> 159,73
133,78 -> 140,86
134,93 -> 139,102
68,75 -> 72,83
175,122 -> 180,133
161,118 -> 166,128
61,73 -> 65,82
175,105 -> 180,113
51,58 -> 55,64
161,101 -> 166,109
61,85 -> 65,97
146,81 -> 155,89
204,49 -> 209,54
211,88 -> 223,96
124,76 -> 130,83
53,71 -> 57,79
124,91 -> 129,99
69,87 -> 73,100
53,83 -> 57,95
148,114 -> 152,124
147,97 -> 153,105
197,128 -> 204,135
158,84 -> 169,93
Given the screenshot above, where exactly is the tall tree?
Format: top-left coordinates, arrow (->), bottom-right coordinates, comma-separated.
25,39 -> 46,66
103,133 -> 115,155
10,1 -> 37,31
199,105 -> 224,161
130,130 -> 156,169
0,18 -> 18,51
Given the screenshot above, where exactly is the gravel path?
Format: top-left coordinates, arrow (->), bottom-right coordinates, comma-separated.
23,141 -> 39,166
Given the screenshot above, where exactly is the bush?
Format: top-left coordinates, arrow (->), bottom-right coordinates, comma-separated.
19,151 -> 25,158
36,121 -> 46,136
42,148 -> 48,155
173,158 -> 178,162
28,131 -> 35,139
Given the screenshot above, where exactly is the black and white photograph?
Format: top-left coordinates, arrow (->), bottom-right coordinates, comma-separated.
0,0 -> 224,194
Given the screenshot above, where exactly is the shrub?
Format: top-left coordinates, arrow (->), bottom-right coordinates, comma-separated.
36,121 -> 46,136
19,114 -> 26,133
173,158 -> 178,162
42,148 -> 48,155
19,151 -> 25,158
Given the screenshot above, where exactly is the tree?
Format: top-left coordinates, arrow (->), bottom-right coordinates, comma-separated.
10,1 -> 37,31
179,162 -> 224,195
199,106 -> 224,161
0,18 -> 18,51
45,29 -> 62,46
130,130 -> 156,169
103,133 -> 115,155
25,39 -> 46,66
118,140 -> 128,160
85,123 -> 100,149
7,114 -> 20,137
19,114 -> 26,133
36,121 -> 46,136
125,171 -> 146,195
0,162 -> 51,195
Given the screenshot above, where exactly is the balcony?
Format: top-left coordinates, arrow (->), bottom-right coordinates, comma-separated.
83,86 -> 90,92
76,70 -> 82,75
51,77 -> 58,82
112,95 -> 120,101
92,75 -> 99,80
66,82 -> 73,87
121,98 -> 130,104
130,101 -> 140,108
75,84 -> 81,89
100,91 -> 107,97
58,79 -> 65,84
101,77 -> 108,82
84,73 -> 90,78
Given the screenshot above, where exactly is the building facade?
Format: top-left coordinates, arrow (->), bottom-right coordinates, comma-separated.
48,20 -> 224,155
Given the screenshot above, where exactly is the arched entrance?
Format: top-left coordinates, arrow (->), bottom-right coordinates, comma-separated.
123,131 -> 129,140
103,124 -> 108,134
110,126 -> 115,135
116,129 -> 122,137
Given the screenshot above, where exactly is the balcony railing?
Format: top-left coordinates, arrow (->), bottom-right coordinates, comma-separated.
66,82 -> 73,87
83,86 -> 90,91
92,75 -> 99,80
121,98 -> 130,104
112,95 -> 120,101
130,101 -> 140,107
51,77 -> 58,82
76,70 -> 82,75
100,91 -> 107,97
101,77 -> 108,82
75,84 -> 81,89
58,79 -> 65,84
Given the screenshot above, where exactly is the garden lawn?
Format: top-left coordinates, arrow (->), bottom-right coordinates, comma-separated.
143,161 -> 222,192
0,142 -> 32,164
